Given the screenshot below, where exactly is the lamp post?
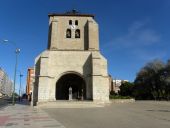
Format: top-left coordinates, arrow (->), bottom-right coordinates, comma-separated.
19,72 -> 23,102
12,48 -> 20,105
1,39 -> 20,105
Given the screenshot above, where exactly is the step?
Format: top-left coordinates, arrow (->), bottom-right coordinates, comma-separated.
36,100 -> 110,108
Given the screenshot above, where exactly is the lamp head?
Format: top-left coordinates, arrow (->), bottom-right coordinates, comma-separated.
15,48 -> 20,53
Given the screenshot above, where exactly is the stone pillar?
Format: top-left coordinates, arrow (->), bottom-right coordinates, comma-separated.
88,20 -> 99,50
49,19 -> 58,49
92,52 -> 110,102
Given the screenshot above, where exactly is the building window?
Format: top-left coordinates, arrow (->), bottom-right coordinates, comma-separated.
69,20 -> 72,25
75,29 -> 80,38
75,20 -> 78,25
66,29 -> 71,38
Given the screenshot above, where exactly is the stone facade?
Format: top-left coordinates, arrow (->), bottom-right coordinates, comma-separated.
33,10 -> 110,106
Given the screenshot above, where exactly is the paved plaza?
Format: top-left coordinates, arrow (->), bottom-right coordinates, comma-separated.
43,101 -> 170,128
0,101 -> 170,128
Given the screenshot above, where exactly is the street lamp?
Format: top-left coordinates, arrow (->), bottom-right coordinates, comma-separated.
19,72 -> 23,102
1,39 -> 20,105
12,48 -> 20,105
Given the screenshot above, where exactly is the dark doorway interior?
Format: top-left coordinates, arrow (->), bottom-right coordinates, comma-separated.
56,73 -> 86,100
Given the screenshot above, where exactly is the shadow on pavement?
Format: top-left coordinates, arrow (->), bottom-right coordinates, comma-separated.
0,99 -> 9,109
0,98 -> 31,109
146,109 -> 170,113
15,100 -> 31,106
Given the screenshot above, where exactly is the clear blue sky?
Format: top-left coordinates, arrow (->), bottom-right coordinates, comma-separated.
0,0 -> 170,93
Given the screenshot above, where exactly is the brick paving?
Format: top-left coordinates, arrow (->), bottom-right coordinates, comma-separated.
0,102 -> 65,128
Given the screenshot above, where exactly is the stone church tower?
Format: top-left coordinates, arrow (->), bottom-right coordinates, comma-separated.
33,10 -> 110,106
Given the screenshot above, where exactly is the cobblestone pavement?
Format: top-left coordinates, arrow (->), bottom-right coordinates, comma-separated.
0,102 -> 65,128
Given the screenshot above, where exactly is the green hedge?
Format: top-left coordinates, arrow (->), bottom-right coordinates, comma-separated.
109,95 -> 132,99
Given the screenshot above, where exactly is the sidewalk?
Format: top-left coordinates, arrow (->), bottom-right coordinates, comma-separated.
0,101 -> 65,128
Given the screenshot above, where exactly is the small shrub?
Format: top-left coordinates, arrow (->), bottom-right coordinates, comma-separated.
109,95 -> 132,99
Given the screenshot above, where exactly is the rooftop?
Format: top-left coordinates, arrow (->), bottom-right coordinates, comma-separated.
48,9 -> 94,18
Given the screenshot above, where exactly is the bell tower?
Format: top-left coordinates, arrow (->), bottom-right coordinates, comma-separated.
47,10 -> 99,51
33,10 -> 110,106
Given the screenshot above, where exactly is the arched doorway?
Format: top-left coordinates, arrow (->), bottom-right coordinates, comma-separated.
56,73 -> 86,100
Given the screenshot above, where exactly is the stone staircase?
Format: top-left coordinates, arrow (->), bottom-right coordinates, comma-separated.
36,100 -> 110,108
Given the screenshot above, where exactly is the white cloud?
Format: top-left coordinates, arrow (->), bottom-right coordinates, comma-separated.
113,21 -> 161,48
128,21 -> 146,35
132,49 -> 167,62
103,20 -> 166,61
